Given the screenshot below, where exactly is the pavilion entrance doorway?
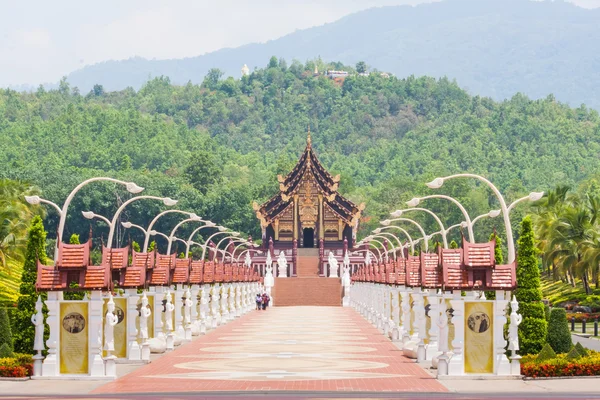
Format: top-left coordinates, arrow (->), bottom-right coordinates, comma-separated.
303,228 -> 315,248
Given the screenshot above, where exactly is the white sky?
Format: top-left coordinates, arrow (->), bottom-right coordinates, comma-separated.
0,0 -> 598,87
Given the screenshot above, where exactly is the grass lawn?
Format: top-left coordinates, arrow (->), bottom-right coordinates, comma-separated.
541,276 -> 600,305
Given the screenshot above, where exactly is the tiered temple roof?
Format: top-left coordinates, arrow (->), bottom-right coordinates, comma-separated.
254,131 -> 364,228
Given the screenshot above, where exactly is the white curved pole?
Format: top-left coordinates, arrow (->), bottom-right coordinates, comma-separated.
232,241 -> 252,261
214,235 -> 240,258
222,240 -> 247,263
409,194 -> 473,243
107,196 -> 176,249
370,234 -> 398,260
392,208 -> 448,248
122,221 -> 147,236
166,217 -> 204,255
372,231 -> 404,259
143,209 -> 194,252
427,174 -> 516,262
185,225 -> 223,257
385,217 -> 428,252
201,231 -> 234,260
83,212 -> 112,227
378,226 -> 415,254
58,178 -> 143,244
236,248 -> 261,264
366,239 -> 384,262
25,197 -> 63,216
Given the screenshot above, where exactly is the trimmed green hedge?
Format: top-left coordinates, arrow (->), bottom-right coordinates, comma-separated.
547,308 -> 572,353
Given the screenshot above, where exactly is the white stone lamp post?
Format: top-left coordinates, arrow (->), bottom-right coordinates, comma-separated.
407,195 -> 474,243
142,210 -> 200,252
166,215 -> 206,255
426,174 -> 543,263
376,225 -> 415,255
200,231 -> 239,260
185,224 -> 222,257
380,217 -> 429,252
26,177 -> 143,258
391,208 -> 449,249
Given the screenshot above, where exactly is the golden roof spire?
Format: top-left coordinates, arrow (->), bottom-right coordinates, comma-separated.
307,125 -> 312,147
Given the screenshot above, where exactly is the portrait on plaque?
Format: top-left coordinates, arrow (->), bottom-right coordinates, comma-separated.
62,312 -> 85,334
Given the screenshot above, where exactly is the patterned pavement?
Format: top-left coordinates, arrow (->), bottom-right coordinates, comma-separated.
92,306 -> 447,394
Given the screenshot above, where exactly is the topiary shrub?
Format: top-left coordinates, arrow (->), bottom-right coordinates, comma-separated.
574,342 -> 589,357
536,343 -> 557,363
544,304 -> 551,321
0,343 -> 12,358
449,240 -> 458,249
566,346 -> 581,360
0,308 -> 13,356
69,234 -> 80,244
514,216 -> 548,355
546,308 -> 572,354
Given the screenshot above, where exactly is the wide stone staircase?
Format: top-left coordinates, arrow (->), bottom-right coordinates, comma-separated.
272,248 -> 342,306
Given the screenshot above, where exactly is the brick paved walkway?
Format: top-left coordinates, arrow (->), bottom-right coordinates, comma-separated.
92,307 -> 447,394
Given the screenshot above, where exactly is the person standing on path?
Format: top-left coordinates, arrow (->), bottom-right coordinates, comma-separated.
256,293 -> 262,310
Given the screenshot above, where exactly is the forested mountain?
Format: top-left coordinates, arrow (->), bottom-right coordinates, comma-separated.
62,0 -> 600,108
2,58 -> 600,256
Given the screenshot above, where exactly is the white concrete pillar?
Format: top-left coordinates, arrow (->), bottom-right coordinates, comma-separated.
89,290 -> 105,377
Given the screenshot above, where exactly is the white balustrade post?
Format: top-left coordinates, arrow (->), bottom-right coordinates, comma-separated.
391,287 -> 400,341
184,288 -> 193,341
508,295 -> 523,376
436,295 -> 450,376
153,287 -> 165,340
42,291 -> 61,376
89,290 -> 105,377
400,287 -> 411,345
211,284 -> 221,328
164,291 -> 175,351
31,295 -> 45,377
220,284 -> 229,323
494,290 -> 511,375
125,289 -> 141,361
174,285 -> 186,341
448,291 -> 465,375
426,289 -> 440,361
413,289 -> 427,362
190,285 -> 200,336
199,285 -> 208,334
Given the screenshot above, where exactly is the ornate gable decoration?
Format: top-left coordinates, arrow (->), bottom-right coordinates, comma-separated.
256,130 -> 362,225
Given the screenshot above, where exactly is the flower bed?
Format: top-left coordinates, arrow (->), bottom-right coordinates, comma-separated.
521,353 -> 600,378
0,354 -> 33,378
565,312 -> 600,323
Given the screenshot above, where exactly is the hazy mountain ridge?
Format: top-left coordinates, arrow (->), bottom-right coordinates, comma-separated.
55,0 -> 600,109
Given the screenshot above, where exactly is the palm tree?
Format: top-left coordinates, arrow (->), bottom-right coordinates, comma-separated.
0,180 -> 41,273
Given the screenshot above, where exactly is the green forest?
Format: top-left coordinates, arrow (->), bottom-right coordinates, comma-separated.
2,57 -> 600,303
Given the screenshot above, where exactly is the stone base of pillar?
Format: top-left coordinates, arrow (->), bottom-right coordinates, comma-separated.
510,355 -> 522,376
184,325 -> 192,342
200,321 -> 206,335
128,340 -> 141,362
42,354 -> 59,377
437,354 -> 449,376
90,354 -> 105,377
104,356 -> 117,378
166,333 -> 175,351
141,342 -> 150,362
33,354 -> 44,377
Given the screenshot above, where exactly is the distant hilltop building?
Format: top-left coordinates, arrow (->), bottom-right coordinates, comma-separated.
241,64 -> 250,77
326,70 -> 348,78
